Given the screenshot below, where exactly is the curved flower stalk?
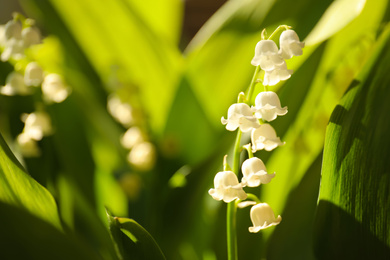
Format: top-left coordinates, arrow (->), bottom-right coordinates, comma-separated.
209,171 -> 247,203
252,91 -> 287,122
251,123 -> 284,152
279,29 -> 305,60
241,157 -> 275,187
221,103 -> 260,132
249,203 -> 282,233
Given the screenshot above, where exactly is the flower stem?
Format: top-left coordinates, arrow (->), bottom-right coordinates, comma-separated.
245,66 -> 261,104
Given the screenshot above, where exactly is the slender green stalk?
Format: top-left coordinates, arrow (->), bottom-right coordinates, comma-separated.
227,65 -> 262,260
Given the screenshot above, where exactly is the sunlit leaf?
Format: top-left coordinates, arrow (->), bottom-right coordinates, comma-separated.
314,24 -> 390,259
107,209 -> 166,260
0,133 -> 61,228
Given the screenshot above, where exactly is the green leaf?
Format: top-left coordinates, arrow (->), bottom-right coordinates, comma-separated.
0,132 -> 61,228
107,209 -> 166,260
314,24 -> 390,258
0,201 -> 100,260
304,0 -> 366,45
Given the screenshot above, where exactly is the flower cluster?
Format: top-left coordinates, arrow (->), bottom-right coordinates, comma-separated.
0,14 -> 71,157
107,85 -> 156,172
209,27 -> 303,233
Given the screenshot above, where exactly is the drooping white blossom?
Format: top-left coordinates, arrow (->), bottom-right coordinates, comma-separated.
241,157 -> 275,187
279,29 -> 305,60
107,95 -> 134,126
262,62 -> 293,86
24,62 -> 44,86
128,142 -> 156,171
209,171 -> 247,203
22,26 -> 41,48
4,20 -> 22,41
252,91 -> 287,122
42,73 -> 70,103
16,133 -> 40,157
121,126 -> 145,149
251,123 -> 284,152
1,38 -> 25,61
0,71 -> 30,96
22,111 -> 52,141
249,203 -> 282,233
221,103 -> 260,132
251,40 -> 284,71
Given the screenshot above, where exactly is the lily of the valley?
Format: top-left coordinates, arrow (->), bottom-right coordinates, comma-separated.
252,91 -> 287,122
221,103 -> 260,132
107,95 -> 134,127
0,71 -> 30,96
128,142 -> 156,171
42,73 -> 70,103
241,157 -> 275,187
209,171 -> 247,203
121,126 -> 145,149
279,29 -> 305,60
251,40 -> 284,71
251,123 -> 284,152
22,111 -> 52,141
24,62 -> 44,86
249,203 -> 282,233
262,62 -> 292,86
16,133 -> 40,157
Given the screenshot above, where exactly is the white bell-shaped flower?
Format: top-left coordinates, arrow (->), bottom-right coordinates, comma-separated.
251,40 -> 284,71
42,73 -> 70,103
128,142 -> 156,171
241,157 -> 275,187
17,133 -> 40,157
1,38 -> 25,61
23,111 -> 52,141
209,171 -> 247,203
263,62 -> 293,86
107,95 -> 134,126
279,29 -> 305,60
24,62 -> 44,86
22,27 -> 41,47
252,91 -> 287,122
121,126 -> 145,149
0,71 -> 30,96
251,124 -> 284,152
4,20 -> 22,40
249,203 -> 282,233
221,103 -> 260,132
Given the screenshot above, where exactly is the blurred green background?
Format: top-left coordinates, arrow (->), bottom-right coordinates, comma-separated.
0,0 -> 389,259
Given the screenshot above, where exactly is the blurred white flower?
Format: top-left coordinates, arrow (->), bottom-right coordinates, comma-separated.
241,157 -> 275,187
251,124 -> 284,152
0,71 -> 30,96
208,171 -> 247,203
24,62 -> 44,86
42,73 -> 70,103
16,133 -> 40,157
22,26 -> 41,47
1,38 -> 25,61
263,62 -> 293,86
221,103 -> 260,132
251,40 -> 284,71
249,203 -> 282,233
252,91 -> 287,122
23,111 -> 52,141
237,200 -> 257,208
121,126 -> 145,149
4,20 -> 22,41
107,95 -> 134,126
128,142 -> 156,171
279,29 -> 304,60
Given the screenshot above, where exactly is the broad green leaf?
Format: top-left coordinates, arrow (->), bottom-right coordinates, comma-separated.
0,132 -> 61,228
304,0 -> 366,45
0,201 -> 100,260
314,24 -> 390,259
107,209 -> 166,260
